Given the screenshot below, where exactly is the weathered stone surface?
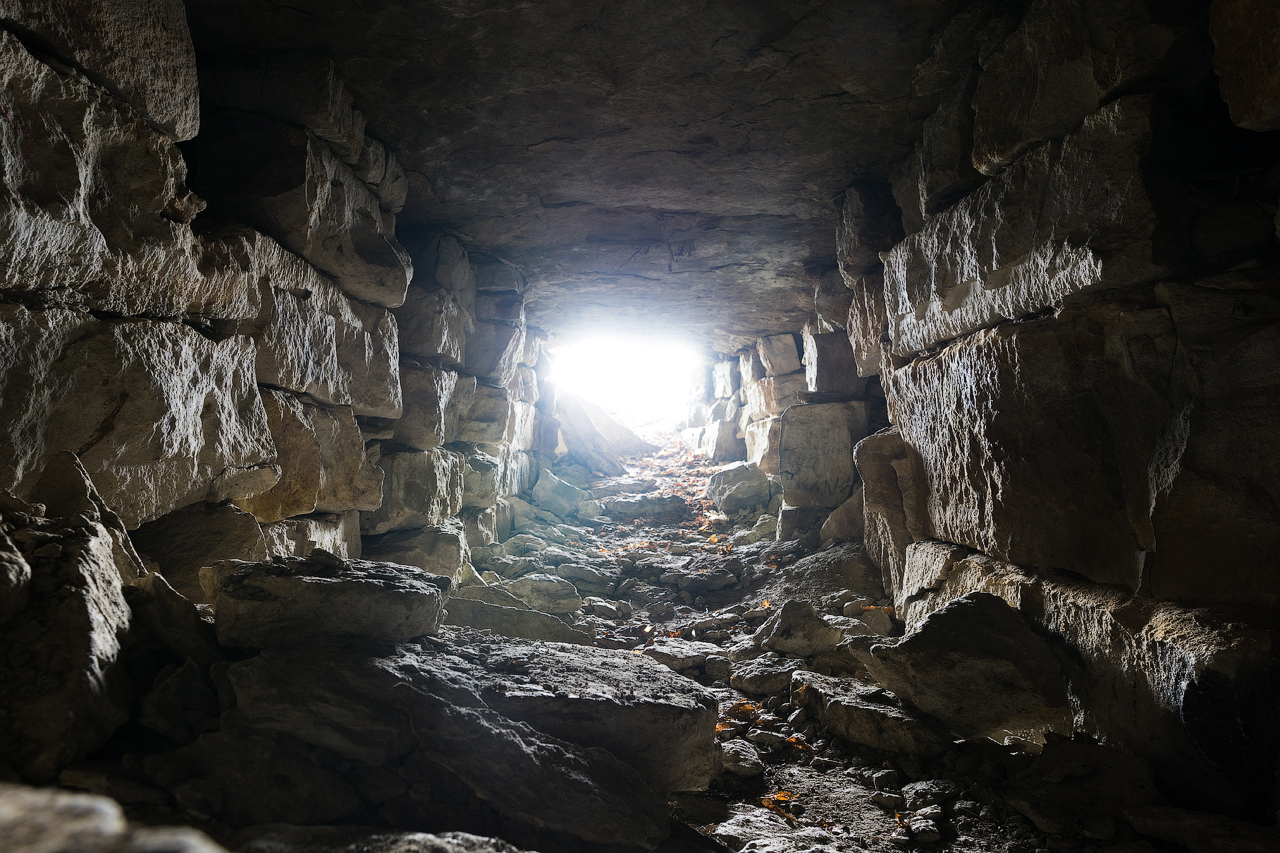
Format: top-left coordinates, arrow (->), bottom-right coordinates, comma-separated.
712,360 -> 741,398
361,450 -> 465,535
309,403 -> 384,514
753,600 -> 842,658
132,502 -> 269,604
262,511 -> 362,560
396,285 -> 471,367
791,672 -> 952,757
455,384 -> 514,444
730,658 -> 801,696
601,493 -> 689,523
464,322 -> 525,387
846,274 -> 887,377
505,573 -> 582,614
883,97 -> 1164,358
744,417 -> 782,475
126,572 -> 224,673
0,30 -> 226,319
237,390 -> 321,523
743,372 -> 808,420
0,782 -> 231,853
819,486 -> 864,543
803,328 -> 865,398
553,394 -> 627,477
205,55 -> 367,162
859,592 -> 1071,740
362,523 -> 470,587
1125,805 -> 1280,853
576,397 -> 659,458
684,419 -> 746,463
1211,0 -> 1280,133
908,552 -> 1280,817
778,402 -> 870,509
201,551 -> 447,647
0,306 -> 275,529
720,740 -> 765,778
854,429 -> 927,604
836,182 -> 903,281
756,334 -> 802,377
444,595 -> 594,645
395,367 -> 465,450
642,638 -> 722,672
0,1 -> 198,140
195,111 -> 411,308
1002,741 -> 1160,838
531,470 -> 588,519
0,513 -> 132,782
814,270 -> 855,333
705,463 -> 771,517
972,1 -> 1177,176
898,69 -> 986,225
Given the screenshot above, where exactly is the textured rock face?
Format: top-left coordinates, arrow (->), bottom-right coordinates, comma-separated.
778,402 -> 869,509
0,305 -> 275,529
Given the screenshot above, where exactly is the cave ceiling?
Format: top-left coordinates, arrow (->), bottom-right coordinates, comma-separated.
186,0 -> 971,349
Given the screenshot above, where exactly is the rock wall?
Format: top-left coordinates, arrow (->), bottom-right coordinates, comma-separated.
844,0 -> 1280,822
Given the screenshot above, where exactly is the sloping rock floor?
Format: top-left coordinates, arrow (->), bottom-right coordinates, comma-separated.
10,437 -> 1274,853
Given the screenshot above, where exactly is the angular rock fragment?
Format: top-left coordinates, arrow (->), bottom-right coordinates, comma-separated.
859,592 -> 1071,739
531,470 -> 588,518
720,740 -> 765,777
261,511 -> 362,560
846,274 -> 888,377
505,573 -> 582,613
836,182 -> 903,281
802,328 -> 865,398
237,390 -> 321,523
235,826 -> 531,853
600,493 -> 689,523
396,285 -> 472,367
756,334 -> 802,376
753,600 -> 842,657
705,463 -> 771,517
456,385 -> 514,444
791,672 -> 952,757
132,503 -> 269,603
745,417 -> 782,474
395,367 -> 467,450
730,658 -> 801,696
201,551 -> 447,646
464,321 -> 525,387
854,428 -> 929,604
814,270 -> 855,333
743,372 -> 808,420
362,523 -> 470,587
444,596 -> 594,645
819,486 -> 864,542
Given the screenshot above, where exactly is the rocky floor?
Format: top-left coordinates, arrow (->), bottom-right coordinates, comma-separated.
16,434 -> 1267,853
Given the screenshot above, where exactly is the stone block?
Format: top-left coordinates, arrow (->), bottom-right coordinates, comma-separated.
0,0 -> 199,140
204,55 -> 366,162
743,371 -> 808,420
778,402 -> 870,508
195,110 -> 411,308
902,69 -> 986,222
0,31 -> 221,318
744,417 -> 782,474
201,551 -> 447,647
505,572 -> 582,613
395,285 -> 471,367
308,403 -> 383,514
394,366 -> 468,450
846,274 -> 887,377
444,596 -> 594,646
475,260 -> 526,293
413,232 -> 476,296
361,449 -> 465,535
791,671 -> 952,757
854,428 -> 927,604
836,182 -> 903,280
237,390 -> 320,523
756,333 -> 802,376
883,96 -> 1165,358
462,506 -> 498,548
819,485 -> 864,543
455,384 -> 514,444
970,0 -> 1177,175
814,269 -> 855,333
531,469 -> 588,518
705,463 -> 771,517
475,290 -> 525,325
698,419 -> 746,462
0,513 -> 132,782
464,321 -> 525,387
803,327 -> 865,397
261,511 -> 362,560
363,523 -> 470,587
712,360 -> 741,398
0,306 -> 275,529
1211,0 -> 1280,133
776,504 -> 831,540
739,348 -> 766,383
132,502 -> 269,604
373,151 -> 409,213
460,450 -> 502,510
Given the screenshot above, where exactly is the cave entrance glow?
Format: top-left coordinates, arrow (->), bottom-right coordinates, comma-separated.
547,335 -> 705,433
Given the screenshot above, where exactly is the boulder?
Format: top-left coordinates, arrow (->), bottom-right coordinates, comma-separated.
194,110 -> 411,308
201,551 -> 447,647
712,360 -> 741,398
756,334 -> 802,376
813,269 -> 855,333
705,463 -> 771,517
125,572 -> 224,673
819,486 -> 864,542
720,740 -> 765,777
444,596 -> 594,645
600,493 -> 689,523
753,600 -> 842,658
730,658 -> 801,696
883,96 -> 1164,358
859,592 -> 1072,739
362,523 -> 471,587
131,503 -> 269,604
361,449 -> 464,535
531,469 -> 588,518
739,348 -> 767,383
0,783 -> 230,853
576,396 -> 659,457
0,512 -> 132,782
309,403 -> 383,513
642,638 -> 722,672
802,328 -> 865,398
778,402 -> 870,509
0,305 -> 275,529
791,672 -> 952,757
234,826 -> 531,853
853,428 -> 930,604
504,573 -> 582,613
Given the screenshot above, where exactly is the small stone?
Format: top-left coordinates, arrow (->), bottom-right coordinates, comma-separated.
704,655 -> 732,682
903,779 -> 963,810
746,728 -> 789,748
871,790 -> 904,809
907,816 -> 941,843
873,769 -> 902,790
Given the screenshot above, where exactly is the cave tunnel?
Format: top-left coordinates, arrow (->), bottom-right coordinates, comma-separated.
2,1 -> 1280,852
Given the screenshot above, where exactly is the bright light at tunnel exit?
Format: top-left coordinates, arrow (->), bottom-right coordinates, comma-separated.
546,336 -> 705,428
